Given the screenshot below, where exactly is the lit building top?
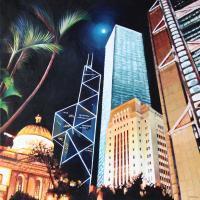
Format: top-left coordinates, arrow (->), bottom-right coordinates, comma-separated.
12,115 -> 54,153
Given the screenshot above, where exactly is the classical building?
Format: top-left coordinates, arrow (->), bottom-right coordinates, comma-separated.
98,25 -> 151,186
103,98 -> 171,192
148,0 -> 200,199
0,115 -> 54,200
52,55 -> 101,187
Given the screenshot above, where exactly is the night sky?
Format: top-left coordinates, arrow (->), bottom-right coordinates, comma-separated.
0,0 -> 160,135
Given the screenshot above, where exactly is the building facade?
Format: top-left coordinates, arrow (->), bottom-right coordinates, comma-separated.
0,116 -> 54,200
52,55 -> 101,187
175,1 -> 200,72
98,25 -> 151,186
148,0 -> 200,199
103,99 -> 171,192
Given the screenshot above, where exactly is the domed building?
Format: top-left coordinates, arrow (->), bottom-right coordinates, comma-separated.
12,115 -> 54,154
0,115 -> 53,200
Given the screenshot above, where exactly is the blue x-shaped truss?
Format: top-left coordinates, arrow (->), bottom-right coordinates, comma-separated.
52,59 -> 101,186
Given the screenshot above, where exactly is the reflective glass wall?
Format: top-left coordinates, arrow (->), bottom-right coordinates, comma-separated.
97,25 -> 151,186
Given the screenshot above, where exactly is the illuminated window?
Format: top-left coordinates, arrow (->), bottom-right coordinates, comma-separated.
35,179 -> 42,199
16,175 -> 24,192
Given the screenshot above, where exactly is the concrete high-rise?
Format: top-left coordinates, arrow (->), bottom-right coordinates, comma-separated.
148,0 -> 200,199
98,25 -> 151,186
104,98 -> 171,192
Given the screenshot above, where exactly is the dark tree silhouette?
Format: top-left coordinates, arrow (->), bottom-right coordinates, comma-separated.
10,191 -> 37,200
87,174 -> 173,200
29,143 -> 85,200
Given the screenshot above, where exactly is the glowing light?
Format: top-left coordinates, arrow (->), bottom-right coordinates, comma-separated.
101,28 -> 107,34
0,167 -> 11,186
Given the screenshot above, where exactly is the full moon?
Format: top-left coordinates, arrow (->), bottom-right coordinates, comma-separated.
101,28 -> 107,34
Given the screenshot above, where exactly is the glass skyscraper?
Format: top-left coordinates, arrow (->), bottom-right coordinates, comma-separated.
97,25 -> 151,186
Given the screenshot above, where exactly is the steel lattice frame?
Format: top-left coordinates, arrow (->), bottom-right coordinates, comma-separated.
149,0 -> 200,150
52,58 -> 101,186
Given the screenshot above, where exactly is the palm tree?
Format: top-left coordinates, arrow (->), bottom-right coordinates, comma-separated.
0,20 -> 60,91
0,8 -> 87,134
0,18 -> 60,119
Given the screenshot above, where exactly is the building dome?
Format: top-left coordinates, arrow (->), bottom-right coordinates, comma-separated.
12,115 -> 54,153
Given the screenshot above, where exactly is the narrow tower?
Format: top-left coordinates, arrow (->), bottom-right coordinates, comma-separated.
52,55 -> 101,187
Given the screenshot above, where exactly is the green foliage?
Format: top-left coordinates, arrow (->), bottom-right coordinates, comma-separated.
0,98 -> 8,114
9,27 -> 20,54
58,11 -> 88,38
2,75 -> 21,98
10,20 -> 62,54
0,4 -> 87,133
0,71 -> 21,114
9,191 -> 37,200
3,85 -> 22,98
32,5 -> 55,34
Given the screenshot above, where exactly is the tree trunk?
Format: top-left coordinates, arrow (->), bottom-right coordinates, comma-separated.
0,52 -> 56,134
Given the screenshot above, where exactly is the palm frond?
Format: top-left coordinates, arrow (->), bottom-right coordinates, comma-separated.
20,43 -> 62,53
0,98 -> 9,114
23,21 -> 53,46
32,5 -> 55,34
9,26 -> 20,53
13,19 -> 61,54
58,11 -> 88,38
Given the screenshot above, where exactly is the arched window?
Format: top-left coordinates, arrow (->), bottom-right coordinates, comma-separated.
16,175 -> 23,192
35,179 -> 42,199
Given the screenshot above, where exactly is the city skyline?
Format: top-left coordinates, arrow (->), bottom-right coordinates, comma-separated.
0,0 -> 200,199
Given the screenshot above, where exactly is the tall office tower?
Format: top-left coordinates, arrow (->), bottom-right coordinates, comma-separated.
52,55 -> 101,187
97,25 -> 151,186
104,99 -> 171,192
148,0 -> 200,199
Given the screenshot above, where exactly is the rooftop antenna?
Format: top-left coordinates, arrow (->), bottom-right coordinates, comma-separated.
90,53 -> 93,68
86,53 -> 89,66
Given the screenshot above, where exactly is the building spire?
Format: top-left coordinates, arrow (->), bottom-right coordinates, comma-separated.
85,53 -> 94,68
35,114 -> 42,124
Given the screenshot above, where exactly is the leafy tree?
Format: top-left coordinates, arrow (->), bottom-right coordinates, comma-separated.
10,191 -> 37,200
29,143 -> 86,200
88,174 -> 173,200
